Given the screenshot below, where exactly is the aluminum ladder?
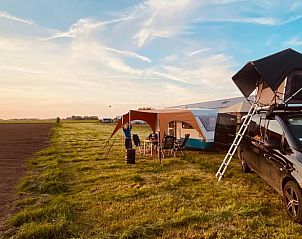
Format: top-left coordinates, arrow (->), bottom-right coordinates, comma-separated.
215,102 -> 258,181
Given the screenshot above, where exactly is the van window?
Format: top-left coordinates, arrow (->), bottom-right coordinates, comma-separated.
286,117 -> 302,144
248,115 -> 259,135
266,119 -> 283,143
199,116 -> 217,131
218,115 -> 236,126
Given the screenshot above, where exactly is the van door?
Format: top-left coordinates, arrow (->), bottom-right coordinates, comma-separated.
259,119 -> 288,192
214,113 -> 237,149
243,114 -> 263,173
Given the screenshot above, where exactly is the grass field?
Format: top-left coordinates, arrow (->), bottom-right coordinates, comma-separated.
3,122 -> 302,239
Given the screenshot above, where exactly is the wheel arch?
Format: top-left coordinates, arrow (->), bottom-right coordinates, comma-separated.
282,176 -> 298,192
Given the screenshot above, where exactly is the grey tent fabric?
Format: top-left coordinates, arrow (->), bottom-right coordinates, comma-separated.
232,48 -> 302,98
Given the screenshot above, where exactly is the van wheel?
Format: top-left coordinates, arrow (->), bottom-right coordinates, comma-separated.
240,150 -> 251,173
283,181 -> 302,223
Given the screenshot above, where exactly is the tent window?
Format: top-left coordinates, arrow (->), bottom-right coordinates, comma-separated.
286,75 -> 302,103
182,122 -> 193,129
199,116 -> 217,131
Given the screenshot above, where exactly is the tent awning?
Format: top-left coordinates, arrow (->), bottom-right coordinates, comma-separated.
232,48 -> 302,98
110,108 -> 204,142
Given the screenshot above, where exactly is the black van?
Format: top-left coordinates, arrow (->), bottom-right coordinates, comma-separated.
238,107 -> 302,222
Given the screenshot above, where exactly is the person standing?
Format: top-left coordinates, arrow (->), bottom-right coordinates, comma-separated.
122,123 -> 132,149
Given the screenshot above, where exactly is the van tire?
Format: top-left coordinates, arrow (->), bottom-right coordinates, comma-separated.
283,180 -> 302,223
240,150 -> 251,173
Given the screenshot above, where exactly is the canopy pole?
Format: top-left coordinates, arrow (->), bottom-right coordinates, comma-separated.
129,110 -> 131,136
158,116 -> 161,163
122,115 -> 124,151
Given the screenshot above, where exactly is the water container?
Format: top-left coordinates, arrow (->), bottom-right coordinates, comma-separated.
125,149 -> 135,164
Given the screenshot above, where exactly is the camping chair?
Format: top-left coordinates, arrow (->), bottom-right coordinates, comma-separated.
161,135 -> 176,158
174,134 -> 190,156
132,134 -> 142,153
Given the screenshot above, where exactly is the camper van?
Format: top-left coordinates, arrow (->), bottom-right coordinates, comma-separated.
238,105 -> 302,223
165,108 -> 218,150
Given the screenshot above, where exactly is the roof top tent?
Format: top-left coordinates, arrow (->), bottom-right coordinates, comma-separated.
233,48 -> 302,106
109,108 -> 218,151
216,48 -> 302,181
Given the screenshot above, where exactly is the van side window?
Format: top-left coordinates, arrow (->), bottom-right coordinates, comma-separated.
267,119 -> 291,153
266,119 -> 283,143
248,115 -> 260,137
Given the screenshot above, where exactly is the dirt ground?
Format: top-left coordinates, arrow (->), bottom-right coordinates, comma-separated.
0,123 -> 53,232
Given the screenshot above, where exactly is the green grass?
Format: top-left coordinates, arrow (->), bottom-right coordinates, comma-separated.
3,123 -> 302,239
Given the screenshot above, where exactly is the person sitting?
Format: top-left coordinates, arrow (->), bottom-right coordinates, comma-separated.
148,132 -> 158,152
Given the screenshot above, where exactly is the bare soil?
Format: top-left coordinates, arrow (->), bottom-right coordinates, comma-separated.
0,123 -> 53,231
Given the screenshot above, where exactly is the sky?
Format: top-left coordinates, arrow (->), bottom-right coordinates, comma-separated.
1,0 -> 302,119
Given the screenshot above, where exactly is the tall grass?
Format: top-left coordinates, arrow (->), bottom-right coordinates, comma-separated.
3,122 -> 302,239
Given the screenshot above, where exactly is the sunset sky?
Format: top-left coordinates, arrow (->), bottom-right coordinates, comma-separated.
1,0 -> 302,119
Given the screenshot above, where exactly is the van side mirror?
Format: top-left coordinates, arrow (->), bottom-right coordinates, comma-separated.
264,139 -> 280,149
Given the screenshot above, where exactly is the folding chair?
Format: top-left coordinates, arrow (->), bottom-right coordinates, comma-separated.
174,134 -> 190,156
161,135 -> 176,158
132,134 -> 142,153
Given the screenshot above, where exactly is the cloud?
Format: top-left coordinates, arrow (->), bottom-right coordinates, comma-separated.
44,16 -> 134,40
284,36 -> 302,47
194,16 -> 280,26
188,48 -> 210,57
4,0 -> 301,116
0,11 -> 33,24
104,47 -> 151,63
131,0 -> 201,48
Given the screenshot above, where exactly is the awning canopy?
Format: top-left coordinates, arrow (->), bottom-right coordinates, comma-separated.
110,108 -> 204,142
232,48 -> 302,98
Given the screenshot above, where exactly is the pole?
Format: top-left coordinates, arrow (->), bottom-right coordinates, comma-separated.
122,115 -> 124,151
129,111 -> 131,149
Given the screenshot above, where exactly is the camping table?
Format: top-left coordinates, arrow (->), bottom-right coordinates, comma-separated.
143,139 -> 153,156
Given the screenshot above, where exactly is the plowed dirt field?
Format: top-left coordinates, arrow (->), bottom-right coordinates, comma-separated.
0,123 -> 52,231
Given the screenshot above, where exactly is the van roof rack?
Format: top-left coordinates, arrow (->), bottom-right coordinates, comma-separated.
257,103 -> 302,118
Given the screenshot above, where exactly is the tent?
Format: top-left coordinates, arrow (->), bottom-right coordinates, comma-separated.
219,101 -> 251,113
232,48 -> 302,105
110,109 -> 204,142
219,101 -> 251,123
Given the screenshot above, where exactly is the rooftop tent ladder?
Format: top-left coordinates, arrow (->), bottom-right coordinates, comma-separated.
216,48 -> 302,181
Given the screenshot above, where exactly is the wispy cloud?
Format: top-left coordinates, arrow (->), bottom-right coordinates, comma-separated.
188,48 -> 210,57
0,11 -> 33,24
132,0 -> 201,48
104,47 -> 151,63
44,16 -> 134,40
194,16 -> 280,26
284,36 -> 302,47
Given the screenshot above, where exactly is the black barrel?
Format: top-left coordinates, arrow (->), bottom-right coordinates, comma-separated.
126,149 -> 135,164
